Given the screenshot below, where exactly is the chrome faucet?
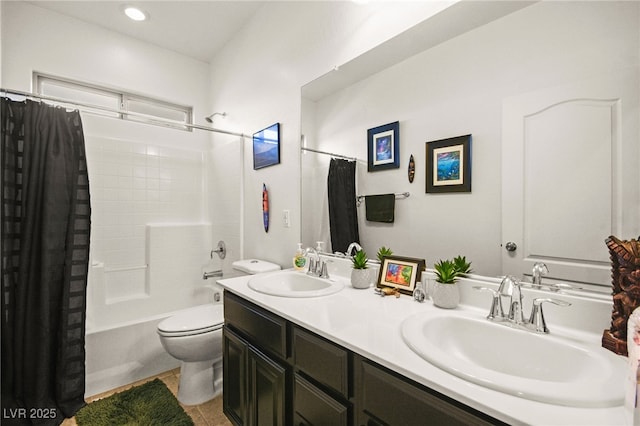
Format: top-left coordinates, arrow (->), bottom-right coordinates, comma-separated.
500,275 -> 525,325
345,242 -> 362,257
474,275 -> 570,333
304,247 -> 329,279
532,262 -> 548,287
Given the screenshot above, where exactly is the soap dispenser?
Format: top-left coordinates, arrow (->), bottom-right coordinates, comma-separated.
293,243 -> 307,271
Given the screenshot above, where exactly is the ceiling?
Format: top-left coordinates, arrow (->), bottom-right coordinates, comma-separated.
25,1 -> 265,63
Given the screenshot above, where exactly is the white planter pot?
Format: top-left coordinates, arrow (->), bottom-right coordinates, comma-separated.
351,268 -> 371,289
431,281 -> 459,309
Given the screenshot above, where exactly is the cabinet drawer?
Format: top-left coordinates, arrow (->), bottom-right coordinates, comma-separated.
224,291 -> 287,358
355,356 -> 503,426
292,326 -> 349,397
294,374 -> 349,426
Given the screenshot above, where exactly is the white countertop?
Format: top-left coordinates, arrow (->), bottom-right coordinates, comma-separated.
218,266 -> 628,426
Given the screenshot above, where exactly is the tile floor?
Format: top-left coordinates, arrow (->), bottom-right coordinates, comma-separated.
62,368 -> 233,426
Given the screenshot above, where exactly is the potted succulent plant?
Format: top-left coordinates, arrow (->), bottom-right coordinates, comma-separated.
452,255 -> 473,276
431,259 -> 460,309
376,246 -> 393,263
351,249 -> 371,289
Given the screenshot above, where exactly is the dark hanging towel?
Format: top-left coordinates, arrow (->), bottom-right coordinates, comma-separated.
327,158 -> 359,254
1,98 -> 91,425
365,194 -> 395,223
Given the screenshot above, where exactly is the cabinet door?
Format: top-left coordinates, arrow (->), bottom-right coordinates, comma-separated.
248,346 -> 287,426
223,327 -> 248,426
293,374 -> 349,426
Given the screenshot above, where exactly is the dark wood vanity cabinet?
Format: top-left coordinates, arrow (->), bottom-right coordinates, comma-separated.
223,291 -> 505,426
223,292 -> 288,426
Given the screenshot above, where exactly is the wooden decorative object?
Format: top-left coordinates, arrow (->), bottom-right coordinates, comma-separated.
602,235 -> 640,356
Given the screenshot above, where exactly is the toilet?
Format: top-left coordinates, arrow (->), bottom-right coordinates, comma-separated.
157,259 -> 280,405
157,304 -> 224,405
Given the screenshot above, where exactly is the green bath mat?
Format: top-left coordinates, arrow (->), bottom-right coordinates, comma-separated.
75,378 -> 194,426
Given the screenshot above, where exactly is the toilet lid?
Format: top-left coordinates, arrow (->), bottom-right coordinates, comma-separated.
158,304 -> 224,335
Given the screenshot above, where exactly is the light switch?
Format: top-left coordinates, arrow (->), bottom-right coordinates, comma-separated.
283,210 -> 291,228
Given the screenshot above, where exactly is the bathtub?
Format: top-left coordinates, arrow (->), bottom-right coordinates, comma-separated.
84,223 -> 239,396
84,283 -> 227,397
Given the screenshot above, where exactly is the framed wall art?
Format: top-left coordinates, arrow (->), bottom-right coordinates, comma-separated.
253,123 -> 280,170
367,121 -> 399,172
426,134 -> 471,193
376,255 -> 425,295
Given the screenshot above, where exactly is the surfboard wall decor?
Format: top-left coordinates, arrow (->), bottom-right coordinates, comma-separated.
408,154 -> 415,183
262,183 -> 269,232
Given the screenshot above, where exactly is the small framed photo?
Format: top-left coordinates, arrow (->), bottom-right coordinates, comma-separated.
376,255 -> 425,295
253,123 -> 280,170
426,134 -> 471,193
367,121 -> 399,172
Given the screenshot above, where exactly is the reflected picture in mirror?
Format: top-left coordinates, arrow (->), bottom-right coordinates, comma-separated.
367,121 -> 399,172
426,134 -> 471,193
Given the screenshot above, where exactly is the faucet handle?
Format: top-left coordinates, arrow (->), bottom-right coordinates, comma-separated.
318,261 -> 330,279
473,287 -> 504,320
528,298 -> 571,333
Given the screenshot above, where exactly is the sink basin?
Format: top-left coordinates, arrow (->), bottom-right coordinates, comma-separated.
248,270 -> 344,298
401,311 -> 625,407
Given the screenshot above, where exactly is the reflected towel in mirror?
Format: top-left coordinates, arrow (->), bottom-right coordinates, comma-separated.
365,194 -> 395,223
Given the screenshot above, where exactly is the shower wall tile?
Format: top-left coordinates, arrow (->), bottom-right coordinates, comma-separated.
86,136 -> 205,275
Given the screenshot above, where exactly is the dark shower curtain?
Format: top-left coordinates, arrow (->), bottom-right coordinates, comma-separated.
327,158 -> 359,254
1,98 -> 91,425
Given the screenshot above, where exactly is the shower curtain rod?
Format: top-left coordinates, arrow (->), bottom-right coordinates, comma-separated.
301,146 -> 360,162
1,87 -> 250,138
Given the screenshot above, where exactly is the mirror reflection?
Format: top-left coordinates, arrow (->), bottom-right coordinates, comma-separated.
300,1 -> 639,292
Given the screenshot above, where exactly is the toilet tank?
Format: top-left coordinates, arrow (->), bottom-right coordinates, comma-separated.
232,259 -> 281,275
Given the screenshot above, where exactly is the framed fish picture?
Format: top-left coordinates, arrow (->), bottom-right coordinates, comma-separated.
426,134 -> 471,193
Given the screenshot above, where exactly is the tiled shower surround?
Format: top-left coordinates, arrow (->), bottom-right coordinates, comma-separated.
86,136 -> 205,265
84,136 -> 211,331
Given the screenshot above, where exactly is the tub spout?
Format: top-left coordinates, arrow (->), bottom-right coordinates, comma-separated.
203,270 -> 223,280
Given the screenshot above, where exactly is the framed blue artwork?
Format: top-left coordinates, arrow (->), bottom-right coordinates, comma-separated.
426,134 -> 472,193
253,123 -> 280,170
367,121 -> 399,172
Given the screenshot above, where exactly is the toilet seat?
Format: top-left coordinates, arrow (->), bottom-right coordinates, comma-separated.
158,304 -> 224,338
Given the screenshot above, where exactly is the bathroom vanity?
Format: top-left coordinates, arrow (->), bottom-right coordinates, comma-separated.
223,291 -> 499,425
218,259 -> 628,426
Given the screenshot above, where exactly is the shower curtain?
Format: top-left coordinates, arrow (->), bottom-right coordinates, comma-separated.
327,158 -> 359,254
1,98 -> 91,425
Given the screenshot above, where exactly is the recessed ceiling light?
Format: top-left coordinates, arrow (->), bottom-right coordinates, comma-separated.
124,6 -> 147,22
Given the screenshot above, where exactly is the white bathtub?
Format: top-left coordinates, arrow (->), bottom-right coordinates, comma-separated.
83,223 -> 246,396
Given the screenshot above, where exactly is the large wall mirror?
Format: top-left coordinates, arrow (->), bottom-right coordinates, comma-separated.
300,1 -> 640,291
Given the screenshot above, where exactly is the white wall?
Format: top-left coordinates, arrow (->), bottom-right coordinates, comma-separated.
207,1 -> 460,267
